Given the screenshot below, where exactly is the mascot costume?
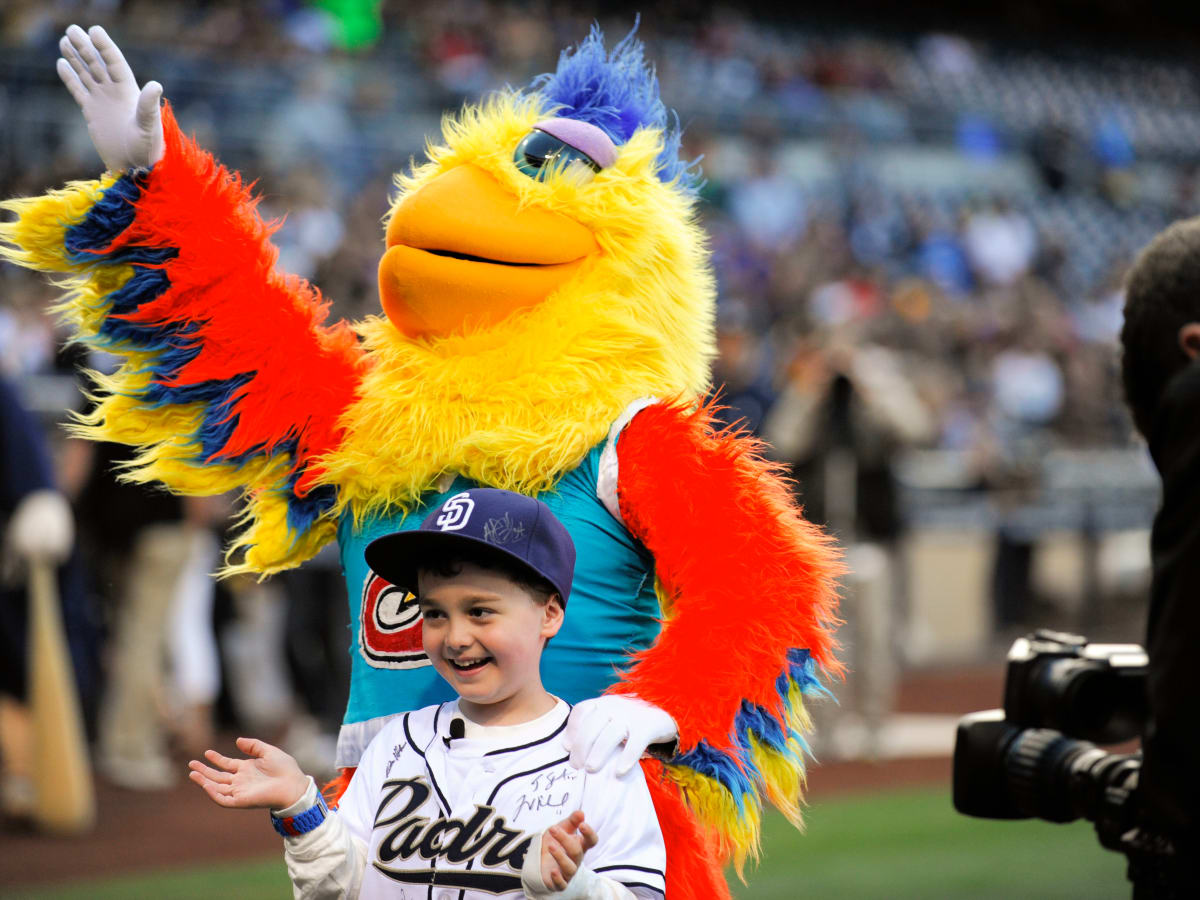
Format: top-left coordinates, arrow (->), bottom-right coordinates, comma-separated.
2,23 -> 842,897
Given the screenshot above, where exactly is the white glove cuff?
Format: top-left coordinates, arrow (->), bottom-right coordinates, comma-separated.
521,830 -> 599,899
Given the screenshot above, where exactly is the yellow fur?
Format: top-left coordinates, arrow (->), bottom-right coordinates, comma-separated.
228,492 -> 339,577
664,764 -> 763,878
0,177 -> 116,272
749,733 -> 806,830
51,263 -> 138,337
323,93 -> 716,520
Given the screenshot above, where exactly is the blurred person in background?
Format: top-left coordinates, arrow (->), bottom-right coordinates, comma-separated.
165,494 -> 231,760
76,435 -> 192,790
0,373 -> 92,823
984,328 -> 1066,636
764,308 -> 936,754
963,197 -> 1038,289
709,298 -> 777,435
727,143 -> 807,252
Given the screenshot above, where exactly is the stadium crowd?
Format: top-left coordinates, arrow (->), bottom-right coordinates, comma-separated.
0,0 -> 1180,796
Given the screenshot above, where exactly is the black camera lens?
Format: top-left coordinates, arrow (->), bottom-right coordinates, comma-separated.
953,711 -> 1140,826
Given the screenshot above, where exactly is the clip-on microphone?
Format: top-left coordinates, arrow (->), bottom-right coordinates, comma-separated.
444,717 -> 466,746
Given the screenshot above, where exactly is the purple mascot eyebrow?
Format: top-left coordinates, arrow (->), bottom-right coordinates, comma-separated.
532,118 -> 619,169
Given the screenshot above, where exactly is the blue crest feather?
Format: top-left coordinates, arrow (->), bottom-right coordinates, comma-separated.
530,23 -> 697,191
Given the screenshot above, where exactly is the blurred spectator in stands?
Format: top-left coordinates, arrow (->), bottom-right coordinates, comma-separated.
1092,109 -> 1137,208
269,164 -> 347,282
0,282 -> 55,377
916,32 -> 979,80
765,320 -> 936,540
262,62 -> 356,184
848,194 -> 911,273
964,198 -> 1038,288
419,4 -> 493,101
912,208 -> 973,298
710,298 -> 777,435
1169,165 -> 1200,221
1030,121 -> 1076,194
313,171 -> 395,322
991,335 -> 1064,431
727,145 -> 807,252
809,265 -> 885,328
1073,263 -> 1127,347
956,113 -> 1003,160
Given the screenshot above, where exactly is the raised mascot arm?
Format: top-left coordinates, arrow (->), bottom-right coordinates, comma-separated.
0,26 -> 365,575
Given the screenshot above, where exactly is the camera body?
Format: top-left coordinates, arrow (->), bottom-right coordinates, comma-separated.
954,630 -> 1144,833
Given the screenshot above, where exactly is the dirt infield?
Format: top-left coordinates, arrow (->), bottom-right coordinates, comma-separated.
0,665 -> 1002,890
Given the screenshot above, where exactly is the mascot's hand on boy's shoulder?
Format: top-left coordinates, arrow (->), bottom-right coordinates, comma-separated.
565,694 -> 678,776
57,24 -> 163,172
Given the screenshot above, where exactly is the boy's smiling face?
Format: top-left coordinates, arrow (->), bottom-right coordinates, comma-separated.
417,561 -> 564,726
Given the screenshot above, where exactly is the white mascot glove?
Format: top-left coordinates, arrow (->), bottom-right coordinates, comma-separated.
3,489 -> 75,582
566,695 -> 678,776
56,24 -> 164,172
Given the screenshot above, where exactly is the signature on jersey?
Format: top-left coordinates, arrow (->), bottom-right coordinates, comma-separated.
511,765 -> 579,820
385,742 -> 407,778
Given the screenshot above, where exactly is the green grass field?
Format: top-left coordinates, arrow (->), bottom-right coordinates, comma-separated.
9,787 -> 1127,899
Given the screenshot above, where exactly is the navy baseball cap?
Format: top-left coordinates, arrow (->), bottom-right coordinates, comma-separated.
364,488 -> 576,605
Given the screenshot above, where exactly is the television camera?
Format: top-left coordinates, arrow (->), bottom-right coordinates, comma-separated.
952,628 -> 1192,897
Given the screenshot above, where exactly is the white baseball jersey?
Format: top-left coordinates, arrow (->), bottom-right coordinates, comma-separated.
282,698 -> 666,899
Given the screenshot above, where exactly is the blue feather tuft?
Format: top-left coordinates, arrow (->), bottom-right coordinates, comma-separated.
778,646 -> 831,699
530,22 -> 699,191
735,701 -> 796,757
674,741 -> 757,811
284,476 -> 338,537
65,173 -> 145,257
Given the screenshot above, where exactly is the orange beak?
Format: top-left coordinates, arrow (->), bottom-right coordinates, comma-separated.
378,164 -> 598,338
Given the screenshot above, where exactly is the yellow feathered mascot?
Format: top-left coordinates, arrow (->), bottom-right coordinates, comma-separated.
3,24 -> 842,897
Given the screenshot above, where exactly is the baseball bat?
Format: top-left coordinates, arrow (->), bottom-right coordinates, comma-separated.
28,558 -> 95,834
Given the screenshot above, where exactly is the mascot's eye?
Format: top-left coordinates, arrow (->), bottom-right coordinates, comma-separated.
513,129 -> 601,184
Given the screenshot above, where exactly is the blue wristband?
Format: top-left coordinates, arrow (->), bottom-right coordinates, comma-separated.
271,791 -> 329,836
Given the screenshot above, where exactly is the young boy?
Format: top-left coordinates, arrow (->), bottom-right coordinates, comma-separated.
189,488 -> 666,899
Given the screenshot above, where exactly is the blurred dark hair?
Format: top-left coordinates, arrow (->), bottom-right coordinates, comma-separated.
418,546 -> 558,606
1121,217 -> 1200,438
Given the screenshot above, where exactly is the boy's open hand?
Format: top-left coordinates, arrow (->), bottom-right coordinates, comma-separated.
540,810 -> 598,891
188,737 -> 310,811
57,24 -> 164,172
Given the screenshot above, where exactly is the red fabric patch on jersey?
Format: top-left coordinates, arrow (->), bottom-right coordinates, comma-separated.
359,573 -> 428,668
